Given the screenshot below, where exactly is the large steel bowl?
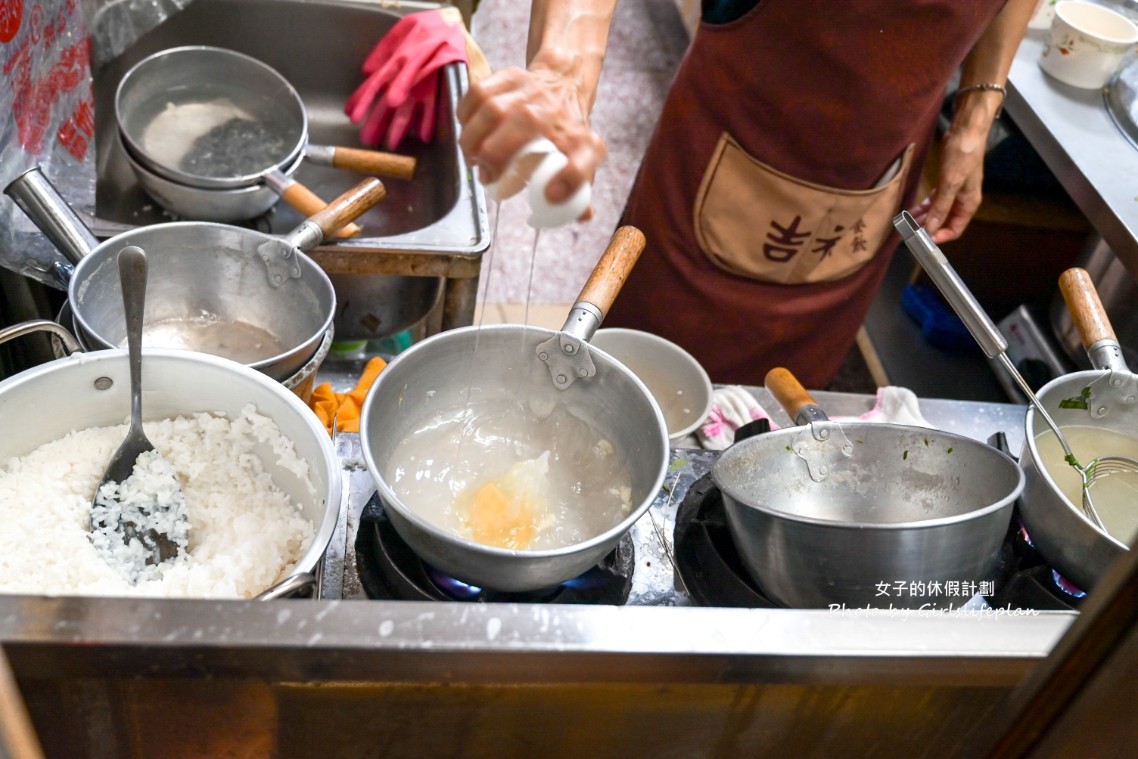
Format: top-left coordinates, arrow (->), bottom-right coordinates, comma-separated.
713,369 -> 1025,609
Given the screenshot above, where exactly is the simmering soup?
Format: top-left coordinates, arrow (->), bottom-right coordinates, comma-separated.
386,398 -> 634,550
1035,425 -> 1138,545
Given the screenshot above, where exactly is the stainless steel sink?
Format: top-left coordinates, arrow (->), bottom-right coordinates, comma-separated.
90,0 -> 490,337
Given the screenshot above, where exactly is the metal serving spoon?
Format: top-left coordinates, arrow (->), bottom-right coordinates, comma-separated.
90,245 -> 187,574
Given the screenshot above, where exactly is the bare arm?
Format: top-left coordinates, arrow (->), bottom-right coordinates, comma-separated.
458,0 -> 618,203
909,0 -> 1037,243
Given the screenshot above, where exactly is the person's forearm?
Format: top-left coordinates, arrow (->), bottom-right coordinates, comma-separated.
954,0 -> 1036,126
526,0 -> 619,117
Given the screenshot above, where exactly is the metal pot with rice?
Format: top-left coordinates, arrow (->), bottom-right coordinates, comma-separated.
0,322 -> 341,599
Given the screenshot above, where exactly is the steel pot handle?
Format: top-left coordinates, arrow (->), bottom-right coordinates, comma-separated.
558,225 -> 647,343
0,319 -> 82,355
255,572 -> 317,600
3,166 -> 99,267
306,144 -> 417,181
764,367 -> 829,426
279,177 -> 388,252
537,226 -> 646,389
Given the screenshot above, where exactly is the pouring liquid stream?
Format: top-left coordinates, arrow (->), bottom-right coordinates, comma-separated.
446,206 -> 549,529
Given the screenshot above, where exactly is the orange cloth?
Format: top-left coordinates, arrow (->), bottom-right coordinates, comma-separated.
308,356 -> 387,435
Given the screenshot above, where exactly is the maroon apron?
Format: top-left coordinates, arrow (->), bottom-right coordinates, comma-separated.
604,0 -> 1008,386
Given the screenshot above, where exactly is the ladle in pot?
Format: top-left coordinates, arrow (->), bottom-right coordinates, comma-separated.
892,211 -> 1133,530
89,246 -> 189,577
1057,266 -> 1138,510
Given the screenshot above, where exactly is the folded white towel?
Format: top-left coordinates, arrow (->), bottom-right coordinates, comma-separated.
837,386 -> 933,428
696,386 -> 779,451
696,385 -> 932,450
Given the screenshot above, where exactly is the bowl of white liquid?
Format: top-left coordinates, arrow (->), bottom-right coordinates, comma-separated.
590,329 -> 714,445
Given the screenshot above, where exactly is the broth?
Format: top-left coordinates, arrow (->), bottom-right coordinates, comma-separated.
129,315 -> 284,364
386,398 -> 634,550
1035,425 -> 1138,544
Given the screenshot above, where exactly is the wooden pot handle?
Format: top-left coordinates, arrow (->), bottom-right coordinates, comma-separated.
1059,267 -> 1117,349
325,146 -> 417,180
302,177 -> 387,242
765,367 -> 825,424
574,226 -> 646,320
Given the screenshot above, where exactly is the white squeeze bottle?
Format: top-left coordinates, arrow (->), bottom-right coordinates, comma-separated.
483,138 -> 592,229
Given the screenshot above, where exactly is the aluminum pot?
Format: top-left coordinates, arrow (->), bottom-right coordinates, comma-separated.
359,227 -> 669,592
713,368 -> 1023,609
0,325 -> 342,599
115,45 -> 414,226
116,45 -> 308,190
894,213 -> 1137,593
118,131 -> 306,222
5,166 -> 384,382
1019,268 -> 1138,591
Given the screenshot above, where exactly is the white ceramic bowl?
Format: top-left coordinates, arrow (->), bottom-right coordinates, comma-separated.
1040,1 -> 1138,89
591,328 -> 713,444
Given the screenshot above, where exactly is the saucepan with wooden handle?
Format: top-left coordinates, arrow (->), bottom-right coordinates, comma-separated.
358,226 -> 669,592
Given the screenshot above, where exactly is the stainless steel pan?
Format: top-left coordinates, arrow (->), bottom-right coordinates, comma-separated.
5,166 -> 385,381
713,368 -> 1023,609
1018,268 -> 1138,591
359,227 -> 670,592
115,46 -> 414,226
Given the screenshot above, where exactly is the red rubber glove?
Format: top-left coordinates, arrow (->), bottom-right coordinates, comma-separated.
359,70 -> 440,149
345,9 -> 467,149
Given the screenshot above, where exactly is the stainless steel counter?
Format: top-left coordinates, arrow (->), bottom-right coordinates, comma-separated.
0,385 -> 1074,756
0,387 -> 1069,668
1006,30 -> 1138,276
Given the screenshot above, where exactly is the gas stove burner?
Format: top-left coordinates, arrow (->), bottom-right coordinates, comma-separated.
983,521 -> 1085,611
355,492 -> 635,604
672,473 -> 778,608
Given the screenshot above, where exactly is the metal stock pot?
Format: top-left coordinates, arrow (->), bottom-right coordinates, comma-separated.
0,325 -> 342,599
5,167 -> 383,381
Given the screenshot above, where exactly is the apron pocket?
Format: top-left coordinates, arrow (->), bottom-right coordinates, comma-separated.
693,133 -> 914,284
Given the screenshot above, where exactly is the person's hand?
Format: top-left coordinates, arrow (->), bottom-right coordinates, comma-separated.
907,87 -> 1005,244
907,122 -> 988,244
456,65 -> 606,207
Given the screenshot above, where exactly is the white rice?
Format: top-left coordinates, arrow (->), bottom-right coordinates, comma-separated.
0,404 -> 316,598
91,448 -> 192,584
